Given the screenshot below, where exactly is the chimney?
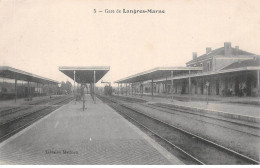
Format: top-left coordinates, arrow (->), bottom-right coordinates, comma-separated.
224,42 -> 232,56
206,47 -> 212,54
234,45 -> 239,55
192,52 -> 197,60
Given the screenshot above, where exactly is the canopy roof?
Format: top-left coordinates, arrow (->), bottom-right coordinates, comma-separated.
0,66 -> 59,84
115,67 -> 202,83
59,66 -> 110,84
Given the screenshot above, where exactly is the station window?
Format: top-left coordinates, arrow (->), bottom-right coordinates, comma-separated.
207,61 -> 211,71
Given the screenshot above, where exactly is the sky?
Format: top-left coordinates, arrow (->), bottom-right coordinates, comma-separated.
0,0 -> 260,86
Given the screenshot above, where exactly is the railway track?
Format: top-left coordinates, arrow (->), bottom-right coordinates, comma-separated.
144,103 -> 260,136
0,106 -> 32,117
97,94 -> 259,165
0,96 -> 67,116
0,96 -> 70,117
112,95 -> 260,136
0,96 -> 74,142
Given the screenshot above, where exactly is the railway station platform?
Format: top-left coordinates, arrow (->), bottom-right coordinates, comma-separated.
136,93 -> 260,106
0,95 -> 182,165
117,94 -> 260,119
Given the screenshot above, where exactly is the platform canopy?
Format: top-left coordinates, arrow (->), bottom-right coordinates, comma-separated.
59,66 -> 110,84
115,67 -> 202,83
0,66 -> 59,84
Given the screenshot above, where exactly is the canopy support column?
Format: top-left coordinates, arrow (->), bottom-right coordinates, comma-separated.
125,83 -> 127,96
151,79 -> 154,99
15,78 -> 17,103
141,82 -> 143,98
257,70 -> 259,100
171,71 -> 174,102
118,83 -> 119,95
73,70 -> 76,102
165,77 -> 167,98
127,83 -> 129,96
131,83 -> 133,96
93,70 -> 96,104
22,81 -> 25,98
188,70 -> 191,101
27,81 -> 31,100
48,83 -> 50,98
36,82 -> 39,97
120,83 -> 122,95
140,82 -> 142,97
134,83 -> 136,96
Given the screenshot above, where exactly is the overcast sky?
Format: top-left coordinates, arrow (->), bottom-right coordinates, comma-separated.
0,0 -> 260,86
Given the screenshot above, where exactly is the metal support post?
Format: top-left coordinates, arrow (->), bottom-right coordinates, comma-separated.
188,70 -> 191,101
56,84 -> 58,95
151,79 -> 154,98
171,71 -> 174,102
128,83 -> 129,96
82,84 -> 85,111
15,78 -> 17,103
125,83 -> 127,96
257,70 -> 260,100
120,83 -> 122,95
131,83 -> 133,96
73,70 -> 76,103
118,83 -> 119,95
73,70 -> 76,93
134,83 -> 136,96
93,70 -> 96,104
48,83 -> 50,98
41,83 -> 43,97
165,77 -> 167,98
22,81 -> 25,98
136,83 -> 137,96
28,81 -> 31,100
141,82 -> 143,98
36,83 -> 39,97
140,82 -> 142,97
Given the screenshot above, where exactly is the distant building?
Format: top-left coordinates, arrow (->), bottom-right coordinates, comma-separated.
151,42 -> 260,97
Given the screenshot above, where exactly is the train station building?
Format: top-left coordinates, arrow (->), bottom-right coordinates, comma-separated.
116,42 -> 260,97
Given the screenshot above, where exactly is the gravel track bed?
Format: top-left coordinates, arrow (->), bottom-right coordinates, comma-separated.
111,95 -> 260,161
99,95 -> 257,164
147,104 -> 260,135
125,103 -> 259,161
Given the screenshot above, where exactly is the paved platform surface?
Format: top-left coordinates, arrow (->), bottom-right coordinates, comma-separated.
0,95 -> 181,165
138,92 -> 260,105
118,94 -> 260,118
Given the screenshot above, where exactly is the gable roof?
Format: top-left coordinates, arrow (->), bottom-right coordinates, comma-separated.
186,47 -> 255,65
222,56 -> 260,70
